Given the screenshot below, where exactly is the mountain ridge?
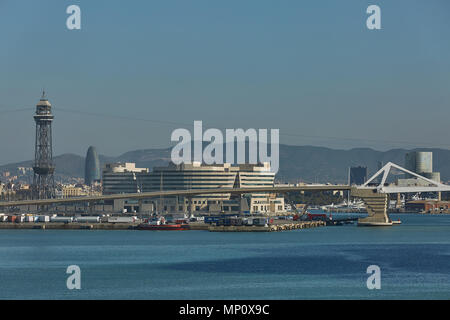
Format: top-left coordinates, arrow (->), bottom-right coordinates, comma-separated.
1,145 -> 449,184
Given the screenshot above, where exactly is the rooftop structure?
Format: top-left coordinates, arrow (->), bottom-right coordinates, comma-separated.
103,162 -> 149,174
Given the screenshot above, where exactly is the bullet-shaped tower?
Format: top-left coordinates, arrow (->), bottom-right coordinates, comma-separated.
32,91 -> 55,199
85,146 -> 101,185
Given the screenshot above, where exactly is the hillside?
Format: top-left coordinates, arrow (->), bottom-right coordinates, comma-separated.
1,146 -> 449,184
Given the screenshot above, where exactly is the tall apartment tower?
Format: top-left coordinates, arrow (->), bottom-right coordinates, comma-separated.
32,91 -> 55,199
349,166 -> 368,185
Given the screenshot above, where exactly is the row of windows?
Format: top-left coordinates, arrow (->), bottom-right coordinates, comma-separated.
104,179 -> 273,184
240,183 -> 274,186
239,174 -> 275,177
104,178 -> 235,182
105,173 -> 272,178
150,172 -> 237,176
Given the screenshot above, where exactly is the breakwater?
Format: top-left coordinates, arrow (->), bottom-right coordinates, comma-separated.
0,221 -> 326,231
209,221 -> 326,232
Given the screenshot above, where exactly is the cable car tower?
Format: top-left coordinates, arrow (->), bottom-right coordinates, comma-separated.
32,90 -> 55,199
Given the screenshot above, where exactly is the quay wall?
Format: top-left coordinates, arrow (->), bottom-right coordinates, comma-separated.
209,221 -> 326,232
0,222 -> 138,230
0,221 -> 326,231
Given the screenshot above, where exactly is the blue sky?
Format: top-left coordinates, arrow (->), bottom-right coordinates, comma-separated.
1,0 -> 449,164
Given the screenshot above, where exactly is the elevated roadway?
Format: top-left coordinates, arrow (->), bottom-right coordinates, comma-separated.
0,185 -> 351,207
2,164 -> 448,227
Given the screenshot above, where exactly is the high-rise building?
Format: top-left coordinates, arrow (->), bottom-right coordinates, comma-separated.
32,91 -> 55,199
349,166 -> 367,185
404,151 -> 440,182
85,146 -> 101,185
405,151 -> 433,174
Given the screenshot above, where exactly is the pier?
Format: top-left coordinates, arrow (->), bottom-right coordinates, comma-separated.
0,220 -> 326,231
208,221 -> 326,232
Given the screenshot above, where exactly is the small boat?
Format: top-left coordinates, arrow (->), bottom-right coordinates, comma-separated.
137,223 -> 189,231
391,220 -> 402,225
137,216 -> 189,231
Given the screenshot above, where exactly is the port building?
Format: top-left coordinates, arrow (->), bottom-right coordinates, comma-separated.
102,163 -> 149,194
102,162 -> 285,215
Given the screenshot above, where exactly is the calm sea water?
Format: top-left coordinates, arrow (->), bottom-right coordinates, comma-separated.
0,214 -> 449,300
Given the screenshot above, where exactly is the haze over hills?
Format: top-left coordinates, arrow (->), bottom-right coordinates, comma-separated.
1,145 -> 449,184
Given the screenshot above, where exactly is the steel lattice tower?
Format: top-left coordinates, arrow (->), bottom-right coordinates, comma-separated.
32,91 -> 55,199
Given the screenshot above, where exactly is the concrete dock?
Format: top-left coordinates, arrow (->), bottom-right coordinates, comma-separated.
208,221 -> 326,232
0,222 -> 138,230
0,221 -> 326,231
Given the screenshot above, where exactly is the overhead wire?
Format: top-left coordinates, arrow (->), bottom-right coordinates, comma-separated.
0,105 -> 448,149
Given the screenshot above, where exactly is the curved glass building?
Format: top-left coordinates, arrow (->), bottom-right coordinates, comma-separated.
85,146 -> 101,185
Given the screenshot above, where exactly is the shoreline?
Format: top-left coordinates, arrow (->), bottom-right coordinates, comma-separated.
0,221 -> 326,232
0,222 -> 139,230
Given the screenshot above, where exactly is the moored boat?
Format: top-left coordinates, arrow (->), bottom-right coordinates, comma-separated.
137,216 -> 189,231
137,223 -> 189,231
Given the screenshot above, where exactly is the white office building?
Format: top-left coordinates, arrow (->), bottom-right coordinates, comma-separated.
102,161 -> 284,214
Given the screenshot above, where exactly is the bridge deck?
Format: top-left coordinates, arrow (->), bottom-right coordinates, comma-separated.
0,185 -> 351,207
